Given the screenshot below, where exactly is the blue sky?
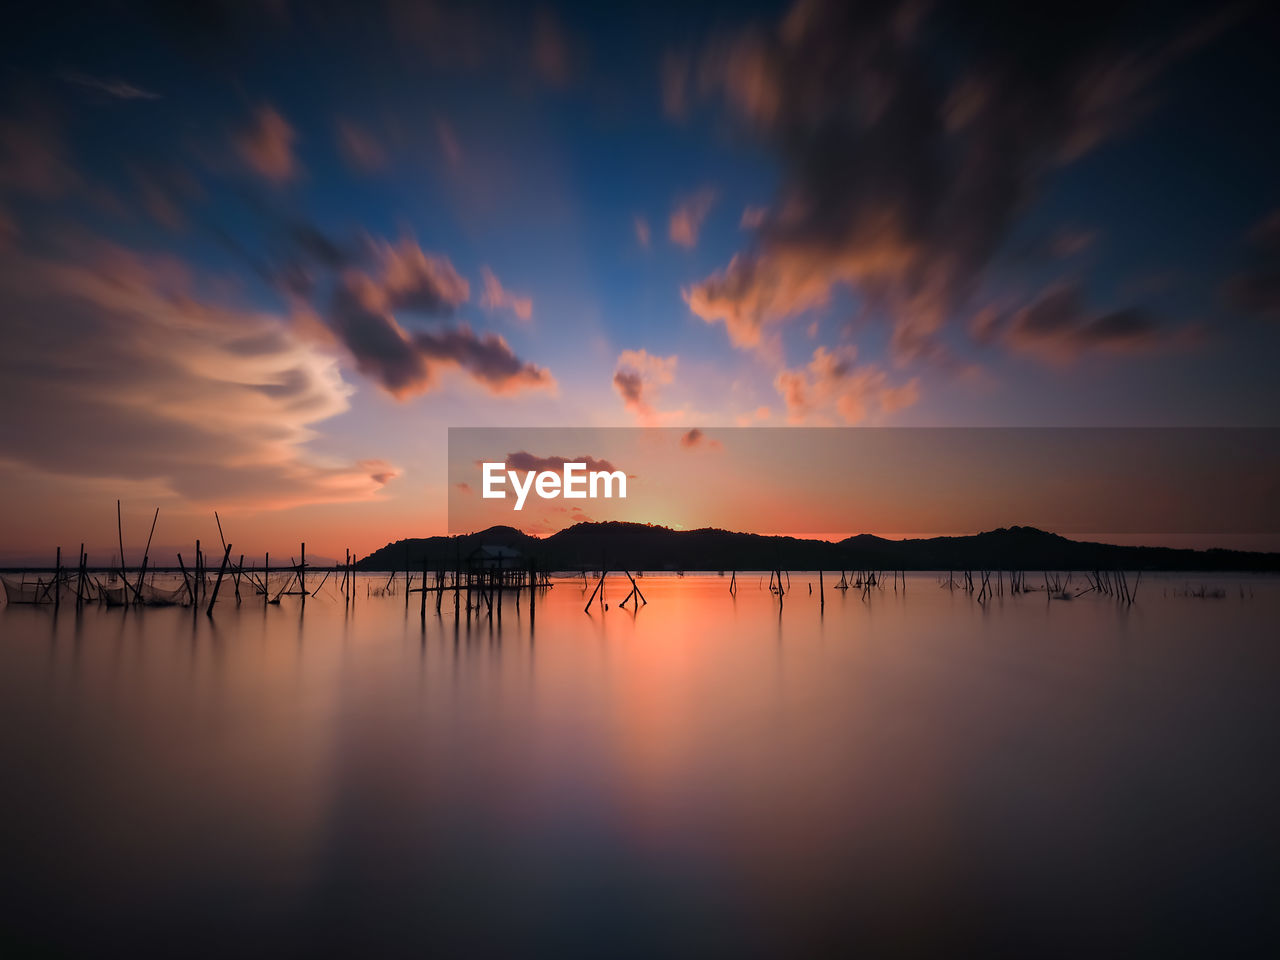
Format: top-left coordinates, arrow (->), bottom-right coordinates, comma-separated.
1,0 -> 1278,557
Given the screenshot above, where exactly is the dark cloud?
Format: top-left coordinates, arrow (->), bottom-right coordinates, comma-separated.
1225,211 -> 1280,322
329,277 -> 429,394
681,0 -> 1236,360
680,427 -> 704,448
612,370 -> 642,406
976,283 -> 1182,361
326,241 -> 552,398
680,427 -> 722,450
201,203 -> 553,398
414,326 -> 552,392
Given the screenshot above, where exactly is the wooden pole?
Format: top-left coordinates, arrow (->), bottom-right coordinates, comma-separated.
117,500 -> 127,586
584,571 -> 607,613
132,507 -> 159,603
206,543 -> 233,617
178,553 -> 195,605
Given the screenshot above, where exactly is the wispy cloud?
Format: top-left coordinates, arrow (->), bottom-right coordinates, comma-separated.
61,71 -> 160,101
327,238 -> 553,397
436,117 -> 463,168
612,348 -> 678,424
972,284 -> 1193,362
775,346 -> 919,424
682,0 -> 1225,362
235,104 -> 299,183
0,238 -> 395,508
335,118 -> 386,173
479,267 -> 533,322
669,187 -> 716,248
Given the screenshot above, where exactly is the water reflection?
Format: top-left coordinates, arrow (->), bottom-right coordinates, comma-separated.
1,573 -> 1278,955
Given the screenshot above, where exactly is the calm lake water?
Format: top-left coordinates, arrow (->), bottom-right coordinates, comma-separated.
1,572 -> 1277,957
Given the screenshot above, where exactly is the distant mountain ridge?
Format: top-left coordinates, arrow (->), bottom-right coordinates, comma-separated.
356,522 -> 1280,573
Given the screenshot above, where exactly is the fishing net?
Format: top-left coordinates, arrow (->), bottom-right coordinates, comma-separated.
1,575 -> 52,604
138,580 -> 189,606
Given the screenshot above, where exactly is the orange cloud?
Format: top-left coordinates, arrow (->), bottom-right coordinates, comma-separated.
669,187 -> 716,248
775,346 -> 919,424
612,348 -> 678,424
681,0 -> 1216,362
235,104 -> 298,182
375,237 -> 471,311
0,238 -> 396,509
479,266 -> 533,322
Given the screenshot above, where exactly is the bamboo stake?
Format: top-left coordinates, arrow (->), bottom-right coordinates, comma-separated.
584,572 -> 605,613
117,500 -> 127,588
206,543 -> 233,617
178,553 -> 195,605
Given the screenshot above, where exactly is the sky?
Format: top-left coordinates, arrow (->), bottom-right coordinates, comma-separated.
1,0 -> 1278,562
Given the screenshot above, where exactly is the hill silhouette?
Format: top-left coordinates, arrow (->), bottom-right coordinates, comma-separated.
356,522 -> 1280,573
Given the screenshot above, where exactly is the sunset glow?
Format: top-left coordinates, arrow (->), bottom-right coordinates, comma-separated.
0,1 -> 1277,563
